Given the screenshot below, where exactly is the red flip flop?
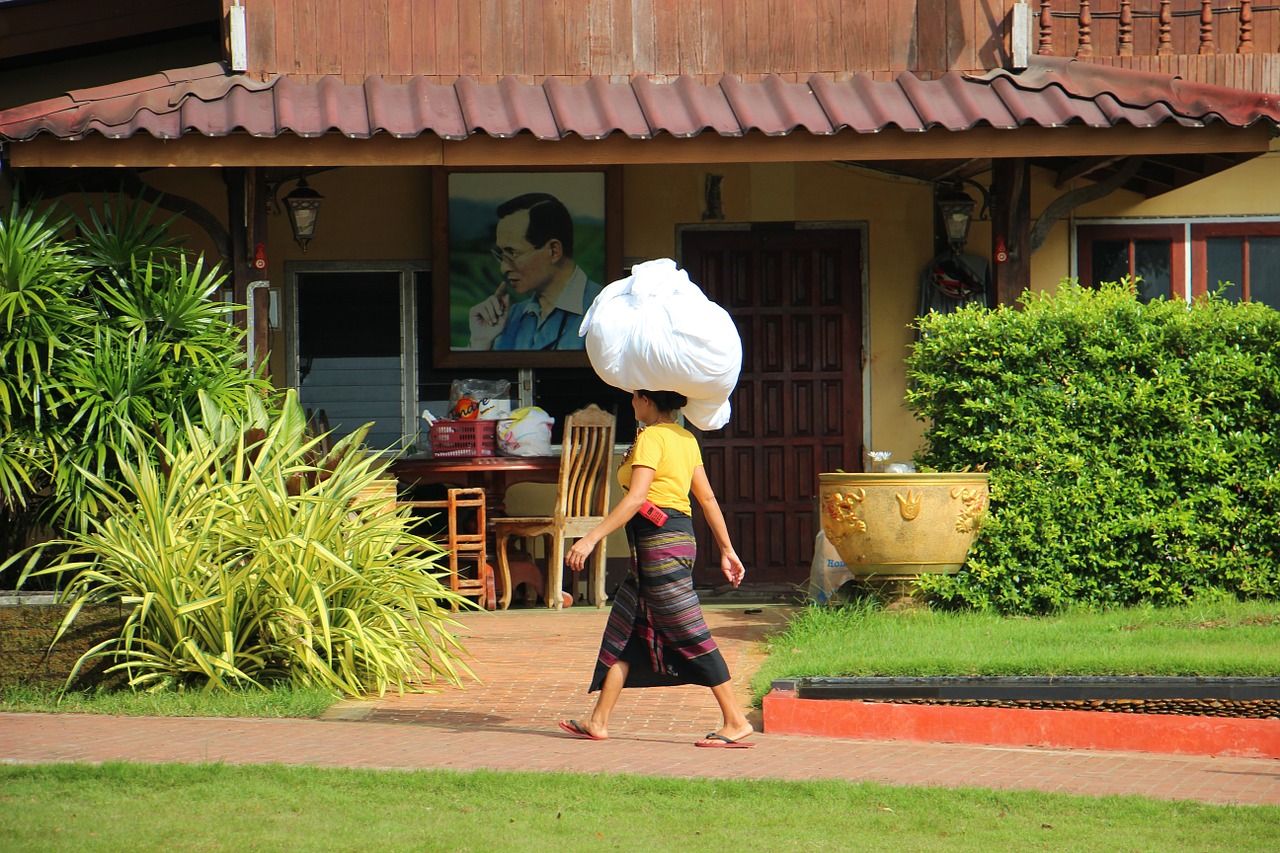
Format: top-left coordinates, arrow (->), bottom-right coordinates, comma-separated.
558,719 -> 606,741
694,732 -> 754,749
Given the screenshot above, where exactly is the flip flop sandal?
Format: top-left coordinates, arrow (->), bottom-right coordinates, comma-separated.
695,732 -> 754,749
558,719 -> 607,741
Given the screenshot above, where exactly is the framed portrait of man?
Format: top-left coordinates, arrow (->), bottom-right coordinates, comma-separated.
432,167 -> 622,368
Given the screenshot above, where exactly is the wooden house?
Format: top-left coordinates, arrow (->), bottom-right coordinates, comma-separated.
1,1 -> 1278,588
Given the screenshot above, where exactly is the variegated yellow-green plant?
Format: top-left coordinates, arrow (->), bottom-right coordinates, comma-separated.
13,389 -> 476,697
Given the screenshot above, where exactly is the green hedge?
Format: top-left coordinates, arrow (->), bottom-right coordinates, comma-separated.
906,281 -> 1280,613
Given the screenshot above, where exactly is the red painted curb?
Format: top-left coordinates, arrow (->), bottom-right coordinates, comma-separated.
763,689 -> 1280,759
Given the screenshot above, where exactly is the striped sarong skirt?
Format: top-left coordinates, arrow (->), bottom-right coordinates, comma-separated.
589,509 -> 730,692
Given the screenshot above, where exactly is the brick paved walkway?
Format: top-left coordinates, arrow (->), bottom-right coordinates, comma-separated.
2,604 -> 1278,806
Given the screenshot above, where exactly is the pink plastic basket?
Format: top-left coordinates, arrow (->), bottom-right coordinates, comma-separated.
430,420 -> 497,457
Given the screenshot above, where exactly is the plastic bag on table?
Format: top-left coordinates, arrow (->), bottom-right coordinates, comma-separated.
497,407 -> 554,456
449,379 -> 511,420
579,258 -> 741,431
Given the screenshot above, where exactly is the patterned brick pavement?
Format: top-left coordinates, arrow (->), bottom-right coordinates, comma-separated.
2,604 -> 1278,805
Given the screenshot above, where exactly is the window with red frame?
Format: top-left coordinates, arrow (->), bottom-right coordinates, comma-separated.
1195,223 -> 1280,307
1077,222 -> 1280,309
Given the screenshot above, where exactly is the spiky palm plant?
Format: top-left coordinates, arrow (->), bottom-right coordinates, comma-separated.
0,193 -> 268,573
14,390 -> 474,697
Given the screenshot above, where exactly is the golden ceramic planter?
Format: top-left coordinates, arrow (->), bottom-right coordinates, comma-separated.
819,472 -> 989,580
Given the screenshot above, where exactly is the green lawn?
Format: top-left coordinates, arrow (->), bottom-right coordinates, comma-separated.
0,683 -> 341,718
750,596 -> 1280,701
1,763 -> 1275,853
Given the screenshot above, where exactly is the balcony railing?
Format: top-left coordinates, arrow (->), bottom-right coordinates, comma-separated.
1038,1 -> 1276,57
1035,2 -> 1279,92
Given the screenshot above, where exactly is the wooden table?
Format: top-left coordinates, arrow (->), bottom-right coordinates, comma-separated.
391,454 -> 561,514
392,454 -> 562,610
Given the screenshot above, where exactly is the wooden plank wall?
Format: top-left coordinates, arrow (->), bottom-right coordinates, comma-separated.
232,0 -> 1019,82
1082,54 -> 1279,95
230,0 -> 1276,92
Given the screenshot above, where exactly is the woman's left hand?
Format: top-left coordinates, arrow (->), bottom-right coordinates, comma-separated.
721,552 -> 746,588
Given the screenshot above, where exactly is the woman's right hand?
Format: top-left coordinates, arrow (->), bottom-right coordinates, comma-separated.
566,535 -> 598,572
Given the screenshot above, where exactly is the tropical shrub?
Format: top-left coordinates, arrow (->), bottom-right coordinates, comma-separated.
907,280 -> 1280,613
0,194 -> 267,577
13,390 -> 474,697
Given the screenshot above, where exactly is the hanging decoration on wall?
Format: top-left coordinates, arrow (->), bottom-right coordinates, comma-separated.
918,251 -> 990,324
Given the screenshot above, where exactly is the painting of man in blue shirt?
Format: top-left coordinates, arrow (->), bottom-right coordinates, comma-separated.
467,193 -> 604,351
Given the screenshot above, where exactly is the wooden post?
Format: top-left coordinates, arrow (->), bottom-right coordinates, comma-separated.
1038,2 -> 1054,56
247,167 -> 270,379
1199,0 -> 1217,56
1076,1 -> 1093,58
1158,1 -> 1173,56
1240,1 -> 1254,56
1118,1 -> 1133,56
991,158 -> 1031,309
225,167 -> 249,334
225,167 -> 271,378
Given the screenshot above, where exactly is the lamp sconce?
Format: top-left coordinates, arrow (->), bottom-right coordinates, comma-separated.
268,175 -> 325,252
934,179 -> 990,253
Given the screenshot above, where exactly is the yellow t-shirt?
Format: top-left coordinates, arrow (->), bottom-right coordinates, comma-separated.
617,423 -> 701,515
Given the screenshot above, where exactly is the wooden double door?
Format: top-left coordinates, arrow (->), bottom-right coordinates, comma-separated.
680,227 -> 864,587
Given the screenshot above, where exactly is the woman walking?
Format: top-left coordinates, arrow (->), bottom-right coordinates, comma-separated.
559,389 -> 754,748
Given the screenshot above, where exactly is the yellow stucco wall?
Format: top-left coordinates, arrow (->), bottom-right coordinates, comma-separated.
41,150 -> 1277,471
1025,148 -> 1280,293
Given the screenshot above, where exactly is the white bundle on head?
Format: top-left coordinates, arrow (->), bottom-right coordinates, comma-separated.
579,258 -> 742,431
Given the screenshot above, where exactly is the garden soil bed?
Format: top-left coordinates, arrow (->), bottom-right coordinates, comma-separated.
764,677 -> 1280,759
0,593 -> 127,690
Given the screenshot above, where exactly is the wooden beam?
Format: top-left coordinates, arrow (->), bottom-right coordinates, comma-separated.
6,134 -> 448,168
1055,155 -> 1127,187
932,158 -> 986,180
6,123 -> 1273,169
247,166 -> 271,379
991,157 -> 1031,308
225,167 -> 250,334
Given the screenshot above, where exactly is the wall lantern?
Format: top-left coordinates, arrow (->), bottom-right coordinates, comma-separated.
935,183 -> 977,251
283,177 -> 324,252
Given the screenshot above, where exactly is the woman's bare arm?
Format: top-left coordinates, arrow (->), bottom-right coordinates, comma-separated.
565,466 -> 654,571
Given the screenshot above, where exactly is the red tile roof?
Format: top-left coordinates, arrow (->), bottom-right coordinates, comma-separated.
2,57 -> 1277,143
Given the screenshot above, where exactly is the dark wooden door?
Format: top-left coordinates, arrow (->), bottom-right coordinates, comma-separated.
681,227 -> 864,587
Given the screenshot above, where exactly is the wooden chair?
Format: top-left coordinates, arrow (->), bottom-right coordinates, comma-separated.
494,404 -> 616,610
399,487 -> 496,611
305,408 -> 333,455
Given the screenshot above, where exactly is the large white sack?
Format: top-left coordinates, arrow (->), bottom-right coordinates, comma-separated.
580,258 -> 741,431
